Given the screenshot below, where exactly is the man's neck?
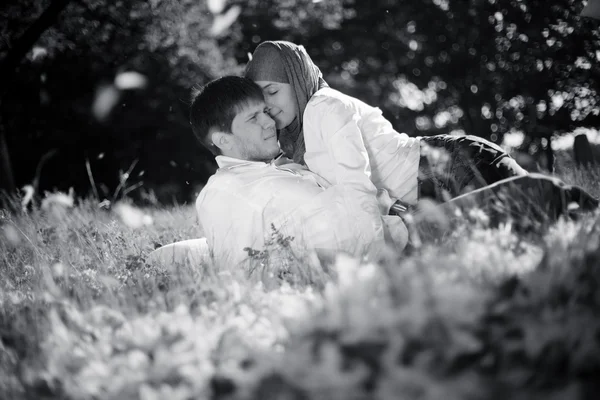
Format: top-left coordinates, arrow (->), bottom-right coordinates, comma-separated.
215,151 -> 286,169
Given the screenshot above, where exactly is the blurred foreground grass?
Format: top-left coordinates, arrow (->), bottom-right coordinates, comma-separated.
1,157 -> 600,400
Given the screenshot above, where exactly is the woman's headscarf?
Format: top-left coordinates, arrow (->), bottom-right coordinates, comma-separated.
245,41 -> 328,164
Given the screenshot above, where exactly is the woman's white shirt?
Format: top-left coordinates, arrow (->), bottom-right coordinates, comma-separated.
303,87 -> 421,206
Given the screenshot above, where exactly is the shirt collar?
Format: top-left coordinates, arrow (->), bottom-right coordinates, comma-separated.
215,151 -> 292,170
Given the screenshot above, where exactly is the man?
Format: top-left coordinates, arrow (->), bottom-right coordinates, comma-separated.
189,76 -> 408,270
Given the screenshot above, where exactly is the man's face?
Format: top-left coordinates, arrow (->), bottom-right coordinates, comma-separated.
229,100 -> 280,162
255,81 -> 297,130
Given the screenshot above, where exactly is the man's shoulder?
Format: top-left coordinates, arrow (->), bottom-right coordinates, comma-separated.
201,167 -> 244,187
195,166 -> 271,211
195,171 -> 237,203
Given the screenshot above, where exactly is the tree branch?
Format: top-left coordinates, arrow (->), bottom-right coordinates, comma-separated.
0,0 -> 73,194
0,0 -> 72,92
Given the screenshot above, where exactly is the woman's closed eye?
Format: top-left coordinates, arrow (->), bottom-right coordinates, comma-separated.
263,88 -> 279,96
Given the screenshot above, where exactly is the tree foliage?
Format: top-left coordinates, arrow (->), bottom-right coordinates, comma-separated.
1,0 -> 239,202
244,0 -> 598,135
1,0 -> 599,203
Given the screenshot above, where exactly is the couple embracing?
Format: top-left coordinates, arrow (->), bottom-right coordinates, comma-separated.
188,41 -> 598,271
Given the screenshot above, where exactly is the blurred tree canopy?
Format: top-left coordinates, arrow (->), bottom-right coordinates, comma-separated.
1,0 -> 599,204
1,0 -> 241,203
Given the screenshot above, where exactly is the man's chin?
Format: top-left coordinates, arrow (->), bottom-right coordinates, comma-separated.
275,120 -> 289,130
251,149 -> 281,163
270,148 -> 282,158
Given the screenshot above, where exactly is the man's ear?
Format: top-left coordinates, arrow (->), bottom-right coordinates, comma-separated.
210,130 -> 233,152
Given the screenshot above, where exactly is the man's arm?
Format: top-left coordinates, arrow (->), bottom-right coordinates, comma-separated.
269,181 -> 409,261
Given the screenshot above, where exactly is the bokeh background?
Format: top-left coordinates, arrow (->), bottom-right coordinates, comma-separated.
1,0 -> 599,205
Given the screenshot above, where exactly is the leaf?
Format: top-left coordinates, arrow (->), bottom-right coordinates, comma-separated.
209,5 -> 241,37
114,71 -> 148,90
92,84 -> 121,122
207,0 -> 227,15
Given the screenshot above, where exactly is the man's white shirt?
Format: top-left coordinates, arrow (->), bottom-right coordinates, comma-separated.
195,154 -> 408,269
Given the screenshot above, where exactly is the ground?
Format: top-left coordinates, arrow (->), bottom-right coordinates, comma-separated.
1,152 -> 600,400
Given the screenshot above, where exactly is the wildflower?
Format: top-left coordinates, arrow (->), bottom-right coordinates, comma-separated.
8,291 -> 25,304
41,188 -> 75,211
113,203 -> 153,229
86,305 -> 127,331
467,207 -> 490,226
127,349 -> 150,370
51,263 -> 65,277
21,185 -> 34,211
30,46 -> 48,61
2,224 -> 21,246
333,253 -> 361,289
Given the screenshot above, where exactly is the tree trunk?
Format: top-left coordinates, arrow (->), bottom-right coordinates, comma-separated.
0,0 -> 72,90
527,101 -> 554,173
0,128 -> 15,193
573,133 -> 597,168
0,0 -> 73,194
545,136 -> 555,174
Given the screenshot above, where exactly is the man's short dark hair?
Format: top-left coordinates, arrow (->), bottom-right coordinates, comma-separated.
189,76 -> 265,156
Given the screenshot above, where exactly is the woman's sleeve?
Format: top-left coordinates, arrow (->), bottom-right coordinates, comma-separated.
308,98 -> 393,215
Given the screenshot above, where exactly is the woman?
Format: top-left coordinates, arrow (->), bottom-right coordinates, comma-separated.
244,40 -> 598,220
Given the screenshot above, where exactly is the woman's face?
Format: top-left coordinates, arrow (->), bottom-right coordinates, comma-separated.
255,81 -> 297,130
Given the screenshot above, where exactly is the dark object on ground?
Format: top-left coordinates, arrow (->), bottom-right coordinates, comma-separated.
573,133 -> 598,168
418,134 -> 528,203
581,0 -> 600,20
409,173 -> 599,242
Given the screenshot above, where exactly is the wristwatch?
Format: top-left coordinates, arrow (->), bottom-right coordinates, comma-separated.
389,200 -> 411,215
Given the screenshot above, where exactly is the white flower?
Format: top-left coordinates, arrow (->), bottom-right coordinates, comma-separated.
52,263 -> 65,277
41,188 -> 75,211
113,203 -> 153,229
2,225 -> 21,246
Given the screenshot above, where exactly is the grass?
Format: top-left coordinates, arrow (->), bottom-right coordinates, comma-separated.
1,156 -> 600,400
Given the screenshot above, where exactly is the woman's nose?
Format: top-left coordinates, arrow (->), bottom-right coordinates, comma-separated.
266,106 -> 277,117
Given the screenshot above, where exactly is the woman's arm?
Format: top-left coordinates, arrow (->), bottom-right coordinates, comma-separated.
305,97 -> 394,214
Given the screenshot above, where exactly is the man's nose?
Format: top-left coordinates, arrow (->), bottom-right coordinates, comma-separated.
259,113 -> 275,128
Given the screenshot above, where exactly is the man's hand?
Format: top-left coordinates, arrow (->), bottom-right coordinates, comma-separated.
381,215 -> 409,251
389,200 -> 410,215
